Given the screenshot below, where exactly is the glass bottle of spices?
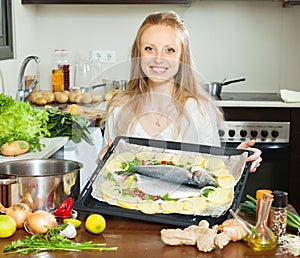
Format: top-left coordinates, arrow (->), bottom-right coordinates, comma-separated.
270,190 -> 288,244
256,189 -> 272,224
52,50 -> 64,92
60,49 -> 70,91
248,192 -> 277,251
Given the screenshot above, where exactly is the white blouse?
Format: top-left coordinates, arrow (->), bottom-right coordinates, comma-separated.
103,98 -> 221,149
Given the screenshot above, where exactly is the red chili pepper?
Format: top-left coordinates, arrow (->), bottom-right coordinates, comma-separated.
54,198 -> 73,218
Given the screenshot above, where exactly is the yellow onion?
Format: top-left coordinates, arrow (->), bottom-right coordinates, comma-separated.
26,210 -> 57,234
0,202 -> 32,229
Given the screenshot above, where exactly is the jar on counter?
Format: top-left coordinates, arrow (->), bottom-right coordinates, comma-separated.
270,190 -> 288,244
256,189 -> 272,224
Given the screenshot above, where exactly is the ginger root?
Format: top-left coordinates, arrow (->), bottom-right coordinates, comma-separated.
160,218 -> 248,253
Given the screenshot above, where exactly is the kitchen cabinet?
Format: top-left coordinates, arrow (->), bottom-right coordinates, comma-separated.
21,0 -> 190,5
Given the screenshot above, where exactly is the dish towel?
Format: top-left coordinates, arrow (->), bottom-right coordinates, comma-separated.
280,89 -> 300,103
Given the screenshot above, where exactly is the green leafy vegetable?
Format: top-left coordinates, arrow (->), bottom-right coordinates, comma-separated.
0,94 -> 49,151
3,224 -> 118,255
46,108 -> 94,145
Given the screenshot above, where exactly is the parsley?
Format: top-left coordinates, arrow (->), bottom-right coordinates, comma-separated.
3,225 -> 118,255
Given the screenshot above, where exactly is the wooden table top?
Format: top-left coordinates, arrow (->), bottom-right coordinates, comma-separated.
0,211 -> 296,258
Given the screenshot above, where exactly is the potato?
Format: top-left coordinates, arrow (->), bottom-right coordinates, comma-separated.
34,97 -> 47,106
42,92 -> 55,103
82,93 -> 92,104
29,92 -> 42,103
1,140 -> 30,156
54,92 -> 68,103
74,95 -> 83,104
68,92 -> 77,103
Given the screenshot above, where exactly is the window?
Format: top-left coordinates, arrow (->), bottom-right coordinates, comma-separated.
0,0 -> 13,60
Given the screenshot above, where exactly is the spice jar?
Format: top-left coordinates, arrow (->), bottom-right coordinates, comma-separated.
270,190 -> 288,244
256,189 -> 272,224
248,192 -> 277,251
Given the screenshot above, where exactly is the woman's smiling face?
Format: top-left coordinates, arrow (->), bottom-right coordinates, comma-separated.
140,25 -> 182,86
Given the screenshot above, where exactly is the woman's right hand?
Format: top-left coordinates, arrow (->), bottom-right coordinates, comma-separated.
98,138 -> 113,160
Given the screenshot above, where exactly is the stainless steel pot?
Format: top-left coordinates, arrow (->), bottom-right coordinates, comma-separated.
0,174 -> 18,207
0,159 -> 82,211
205,78 -> 246,99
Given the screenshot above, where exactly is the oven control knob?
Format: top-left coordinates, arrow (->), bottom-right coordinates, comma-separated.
240,129 -> 247,138
271,130 -> 279,138
250,130 -> 258,138
218,129 -> 225,137
228,129 -> 235,137
261,130 -> 268,138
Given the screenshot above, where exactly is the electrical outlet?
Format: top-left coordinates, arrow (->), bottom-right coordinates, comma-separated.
91,50 -> 116,63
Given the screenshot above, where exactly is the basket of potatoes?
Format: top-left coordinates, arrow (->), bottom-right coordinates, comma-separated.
29,90 -> 102,106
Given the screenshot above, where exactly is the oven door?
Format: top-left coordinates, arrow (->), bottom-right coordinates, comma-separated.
223,142 -> 290,202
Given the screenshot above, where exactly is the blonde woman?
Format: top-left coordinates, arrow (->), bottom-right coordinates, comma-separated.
100,11 -> 261,172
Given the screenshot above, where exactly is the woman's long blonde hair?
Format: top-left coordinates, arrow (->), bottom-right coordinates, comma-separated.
103,11 -> 223,136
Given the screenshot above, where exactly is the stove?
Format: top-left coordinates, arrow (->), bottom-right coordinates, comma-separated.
220,121 -> 290,143
219,92 -> 282,102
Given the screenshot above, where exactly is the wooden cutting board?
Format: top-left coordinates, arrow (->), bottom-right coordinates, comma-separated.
0,137 -> 68,163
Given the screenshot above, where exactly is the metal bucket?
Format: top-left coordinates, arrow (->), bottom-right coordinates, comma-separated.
0,159 -> 83,211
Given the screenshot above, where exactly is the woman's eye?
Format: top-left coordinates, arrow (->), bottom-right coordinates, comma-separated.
145,46 -> 153,52
166,48 -> 175,54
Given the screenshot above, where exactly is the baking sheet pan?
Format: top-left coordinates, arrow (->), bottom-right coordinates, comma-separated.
74,136 -> 251,227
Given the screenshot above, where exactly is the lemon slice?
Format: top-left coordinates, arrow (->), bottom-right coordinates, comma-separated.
159,153 -> 181,164
179,155 -> 196,167
117,196 -> 138,209
215,168 -> 230,177
63,218 -> 82,228
200,186 -> 219,201
191,197 -> 207,213
106,159 -> 128,172
161,201 -> 178,214
204,158 -> 225,172
136,151 -> 161,161
101,180 -> 122,199
176,198 -> 195,214
138,200 -> 156,214
217,174 -> 235,188
118,152 -> 135,162
209,187 -> 234,205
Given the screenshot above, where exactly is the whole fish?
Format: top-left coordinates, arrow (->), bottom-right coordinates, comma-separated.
132,165 -> 215,188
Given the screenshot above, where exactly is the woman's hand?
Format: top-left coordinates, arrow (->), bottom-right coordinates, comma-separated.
237,139 -> 262,173
98,138 -> 113,161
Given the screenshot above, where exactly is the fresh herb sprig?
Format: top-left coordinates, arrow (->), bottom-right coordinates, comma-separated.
3,224 -> 118,255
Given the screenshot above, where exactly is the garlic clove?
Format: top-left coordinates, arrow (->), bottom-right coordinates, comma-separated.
60,222 -> 77,239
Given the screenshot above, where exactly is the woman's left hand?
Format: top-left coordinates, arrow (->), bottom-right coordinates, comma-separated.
237,139 -> 262,173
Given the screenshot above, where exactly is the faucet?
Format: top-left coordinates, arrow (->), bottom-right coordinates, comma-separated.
16,55 -> 40,101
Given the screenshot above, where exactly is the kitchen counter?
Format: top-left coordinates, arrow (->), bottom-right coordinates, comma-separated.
217,100 -> 300,108
0,212 -> 296,258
